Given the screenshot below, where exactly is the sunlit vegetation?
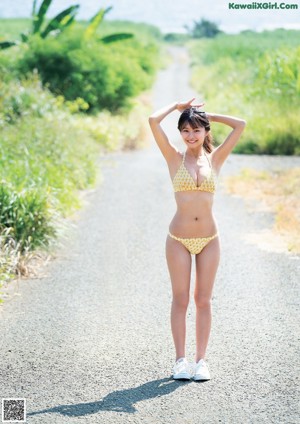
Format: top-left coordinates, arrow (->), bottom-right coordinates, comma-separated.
0,16 -> 160,288
189,29 -> 300,155
0,0 -> 133,48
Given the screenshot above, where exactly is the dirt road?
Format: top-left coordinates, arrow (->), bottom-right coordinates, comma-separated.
0,47 -> 299,424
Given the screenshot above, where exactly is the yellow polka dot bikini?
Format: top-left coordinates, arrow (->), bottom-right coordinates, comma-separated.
169,152 -> 218,254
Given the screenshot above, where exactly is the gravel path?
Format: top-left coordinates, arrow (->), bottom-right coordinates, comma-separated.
0,47 -> 299,424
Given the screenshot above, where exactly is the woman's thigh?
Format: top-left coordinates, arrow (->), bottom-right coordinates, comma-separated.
195,237 -> 220,300
166,235 -> 192,299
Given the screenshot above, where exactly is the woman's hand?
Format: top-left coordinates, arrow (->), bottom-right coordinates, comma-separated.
176,98 -> 204,113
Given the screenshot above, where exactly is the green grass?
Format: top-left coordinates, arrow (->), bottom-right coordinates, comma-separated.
0,18 -> 163,44
190,29 -> 300,65
0,18 -> 32,40
189,30 -> 300,155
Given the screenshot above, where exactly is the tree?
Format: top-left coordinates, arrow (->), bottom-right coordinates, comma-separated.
186,19 -> 222,39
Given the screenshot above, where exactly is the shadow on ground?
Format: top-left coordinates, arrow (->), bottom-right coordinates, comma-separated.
27,377 -> 190,418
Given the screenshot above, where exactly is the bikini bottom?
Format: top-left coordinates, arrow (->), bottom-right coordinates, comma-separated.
168,232 -> 218,255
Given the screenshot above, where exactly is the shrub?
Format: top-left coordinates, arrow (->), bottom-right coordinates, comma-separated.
0,44 -> 23,83
0,182 -> 56,252
0,19 -> 159,286
18,29 -> 158,112
0,70 -> 151,261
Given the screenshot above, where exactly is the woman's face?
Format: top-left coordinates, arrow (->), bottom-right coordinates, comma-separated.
180,123 -> 207,148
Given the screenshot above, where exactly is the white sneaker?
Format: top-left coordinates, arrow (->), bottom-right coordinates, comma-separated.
172,357 -> 192,380
193,359 -> 210,381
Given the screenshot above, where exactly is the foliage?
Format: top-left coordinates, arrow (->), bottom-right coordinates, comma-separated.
191,29 -> 300,64
255,47 -> 300,99
185,19 -> 222,39
0,59 -> 152,281
83,6 -> 133,43
0,19 -> 31,40
0,229 -> 19,283
0,183 -> 56,252
0,75 -> 95,253
0,0 -> 133,49
19,29 -> 158,111
189,30 -> 300,155
0,0 -> 79,48
30,0 -> 79,40
92,20 -> 162,43
0,16 -> 160,285
83,6 -> 112,40
0,46 -> 22,82
0,18 -> 162,44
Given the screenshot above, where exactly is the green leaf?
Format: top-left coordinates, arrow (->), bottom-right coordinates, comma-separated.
32,0 -> 52,34
84,6 -> 112,40
0,41 -> 17,50
100,33 -> 134,43
32,0 -> 38,18
20,32 -> 29,42
40,5 -> 80,39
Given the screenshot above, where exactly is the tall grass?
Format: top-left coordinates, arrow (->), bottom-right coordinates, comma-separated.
0,18 -> 31,40
0,75 -> 98,248
0,75 -> 152,288
189,30 -> 300,155
0,19 -> 159,290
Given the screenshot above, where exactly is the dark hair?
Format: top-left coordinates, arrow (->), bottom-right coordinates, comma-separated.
177,107 -> 214,153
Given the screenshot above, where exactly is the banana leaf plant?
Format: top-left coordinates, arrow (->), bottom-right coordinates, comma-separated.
31,0 -> 79,39
0,0 -> 133,50
83,6 -> 133,44
0,0 -> 79,49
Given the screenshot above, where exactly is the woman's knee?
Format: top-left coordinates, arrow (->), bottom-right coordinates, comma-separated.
194,295 -> 211,310
172,293 -> 189,311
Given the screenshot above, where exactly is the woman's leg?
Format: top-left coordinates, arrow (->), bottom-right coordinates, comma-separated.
194,237 -> 220,362
166,235 -> 192,361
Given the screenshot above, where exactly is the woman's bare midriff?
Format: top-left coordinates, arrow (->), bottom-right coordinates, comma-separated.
169,191 -> 218,237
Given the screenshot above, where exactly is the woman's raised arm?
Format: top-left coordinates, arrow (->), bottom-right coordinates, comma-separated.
148,98 -> 203,161
206,113 -> 246,172
148,102 -> 178,161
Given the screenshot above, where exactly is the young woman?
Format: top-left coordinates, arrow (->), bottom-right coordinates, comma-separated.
149,98 -> 246,380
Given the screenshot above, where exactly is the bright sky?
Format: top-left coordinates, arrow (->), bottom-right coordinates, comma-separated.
1,0 -> 299,33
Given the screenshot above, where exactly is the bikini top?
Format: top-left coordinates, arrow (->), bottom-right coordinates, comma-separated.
172,151 -> 216,194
